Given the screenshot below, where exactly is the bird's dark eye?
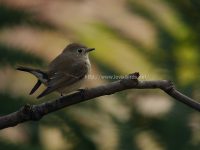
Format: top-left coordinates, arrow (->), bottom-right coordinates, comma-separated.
77,48 -> 83,53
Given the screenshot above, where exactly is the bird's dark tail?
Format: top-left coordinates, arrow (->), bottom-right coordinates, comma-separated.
16,66 -> 48,95
29,80 -> 42,95
16,66 -> 48,82
16,66 -> 34,72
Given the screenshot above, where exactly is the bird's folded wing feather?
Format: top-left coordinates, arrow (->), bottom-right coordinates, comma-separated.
38,61 -> 88,97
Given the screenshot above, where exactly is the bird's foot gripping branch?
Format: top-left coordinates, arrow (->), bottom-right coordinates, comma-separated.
0,72 -> 200,130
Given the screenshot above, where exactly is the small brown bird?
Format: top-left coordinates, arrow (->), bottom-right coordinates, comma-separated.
17,43 -> 95,99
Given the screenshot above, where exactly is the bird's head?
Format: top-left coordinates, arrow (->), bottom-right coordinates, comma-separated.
63,43 -> 95,58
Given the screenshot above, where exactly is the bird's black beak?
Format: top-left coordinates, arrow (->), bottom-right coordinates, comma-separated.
86,48 -> 95,52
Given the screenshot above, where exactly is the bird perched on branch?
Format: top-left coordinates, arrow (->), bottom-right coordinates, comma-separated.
17,43 -> 95,99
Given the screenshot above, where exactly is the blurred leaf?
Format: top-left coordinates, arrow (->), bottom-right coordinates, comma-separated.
58,113 -> 96,150
0,140 -> 41,150
0,92 -> 26,114
0,4 -> 55,30
0,43 -> 45,67
114,119 -> 139,150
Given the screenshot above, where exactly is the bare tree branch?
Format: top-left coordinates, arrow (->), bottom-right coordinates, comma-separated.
0,73 -> 199,130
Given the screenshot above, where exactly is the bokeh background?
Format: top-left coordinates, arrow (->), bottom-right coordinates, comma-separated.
0,0 -> 200,150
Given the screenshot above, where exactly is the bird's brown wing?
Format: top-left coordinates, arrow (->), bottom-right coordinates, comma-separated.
37,61 -> 88,99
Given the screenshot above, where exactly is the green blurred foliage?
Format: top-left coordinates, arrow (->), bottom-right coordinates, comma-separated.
0,92 -> 26,114
0,1 -> 200,150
